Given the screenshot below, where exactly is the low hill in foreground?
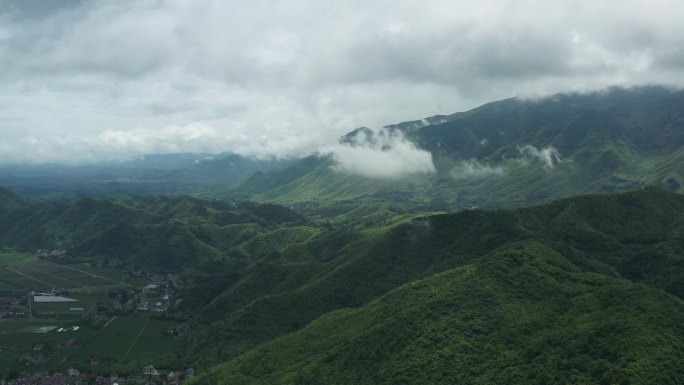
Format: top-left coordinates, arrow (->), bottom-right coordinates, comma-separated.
2,186 -> 683,383
186,188 -> 684,384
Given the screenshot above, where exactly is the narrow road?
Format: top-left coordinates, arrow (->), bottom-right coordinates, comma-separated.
103,316 -> 117,328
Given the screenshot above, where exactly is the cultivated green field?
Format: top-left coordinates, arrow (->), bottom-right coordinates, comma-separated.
0,316 -> 183,378
0,255 -> 135,292
68,316 -> 182,368
0,251 -> 182,378
0,318 -> 79,378
0,251 -> 37,267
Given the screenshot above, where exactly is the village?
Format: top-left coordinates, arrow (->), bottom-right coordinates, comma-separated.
1,366 -> 196,385
0,290 -> 29,320
33,251 -> 183,316
109,272 -> 180,315
0,249 -> 192,383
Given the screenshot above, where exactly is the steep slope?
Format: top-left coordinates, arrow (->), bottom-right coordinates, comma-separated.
193,242 -> 684,385
183,188 -> 684,374
234,86 -> 684,211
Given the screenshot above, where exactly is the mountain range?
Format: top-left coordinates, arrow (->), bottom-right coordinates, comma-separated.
1,86 -> 684,383
236,86 -> 684,211
1,86 -> 683,215
3,184 -> 684,384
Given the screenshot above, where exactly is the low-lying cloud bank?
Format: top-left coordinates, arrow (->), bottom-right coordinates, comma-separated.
451,159 -> 505,179
320,129 -> 435,178
517,144 -> 564,168
4,0 -> 684,164
320,137 -> 567,180
445,144 -> 566,180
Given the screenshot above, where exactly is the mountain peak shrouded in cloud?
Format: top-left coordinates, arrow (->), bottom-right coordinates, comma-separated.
2,0 -> 684,163
321,128 -> 435,178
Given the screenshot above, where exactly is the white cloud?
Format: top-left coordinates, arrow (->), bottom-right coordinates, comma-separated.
517,144 -> 564,168
451,159 -> 504,179
321,129 -> 435,178
1,0 -> 684,163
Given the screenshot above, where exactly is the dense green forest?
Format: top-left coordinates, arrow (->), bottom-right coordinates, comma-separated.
0,186 -> 313,270
180,187 -> 684,385
3,184 -> 683,384
235,87 -> 684,211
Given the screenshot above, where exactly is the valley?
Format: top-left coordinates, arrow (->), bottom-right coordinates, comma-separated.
0,251 -> 187,381
4,0 -> 684,383
1,185 -> 684,384
0,87 -> 683,384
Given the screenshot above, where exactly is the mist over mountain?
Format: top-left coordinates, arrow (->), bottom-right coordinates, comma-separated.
4,1 -> 684,165
234,86 -> 684,212
1,87 -> 684,383
2,86 -> 682,215
3,1 -> 684,384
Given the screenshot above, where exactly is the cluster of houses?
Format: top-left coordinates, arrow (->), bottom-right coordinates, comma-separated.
18,353 -> 48,366
93,258 -> 122,268
19,339 -> 81,367
89,366 -> 194,385
1,371 -> 84,385
109,280 -> 179,315
0,291 -> 28,319
135,282 -> 178,313
1,367 -> 196,385
36,249 -> 69,259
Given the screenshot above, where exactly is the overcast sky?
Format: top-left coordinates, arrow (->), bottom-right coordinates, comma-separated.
1,0 -> 683,164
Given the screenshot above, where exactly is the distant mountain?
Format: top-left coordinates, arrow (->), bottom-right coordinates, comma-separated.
235,86 -> 684,211
389,86 -> 684,159
0,192 -> 312,270
0,153 -> 287,198
2,86 -> 681,212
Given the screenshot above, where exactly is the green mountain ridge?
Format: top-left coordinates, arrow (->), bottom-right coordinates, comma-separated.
178,188 -> 684,384
1,86 -> 682,213
2,86 -> 684,383
2,186 -> 684,383
234,86 -> 684,212
194,242 -> 684,385
0,194 -> 313,270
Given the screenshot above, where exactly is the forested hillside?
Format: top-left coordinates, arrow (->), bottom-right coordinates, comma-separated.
0,193 -> 313,270
236,87 -> 684,211
1,87 -> 682,217
2,185 -> 683,383
177,188 -> 684,384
